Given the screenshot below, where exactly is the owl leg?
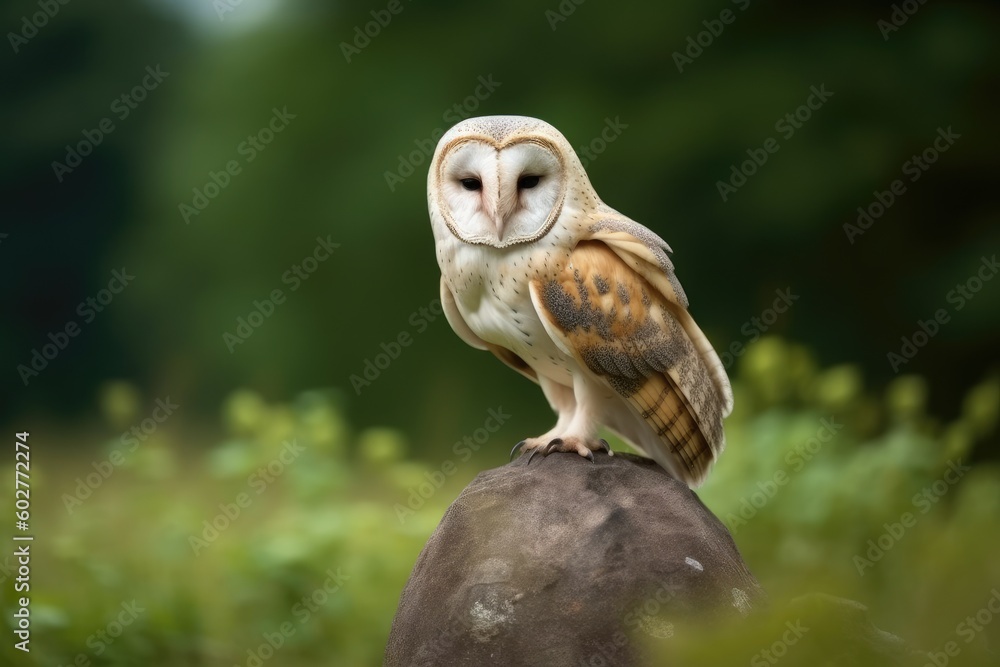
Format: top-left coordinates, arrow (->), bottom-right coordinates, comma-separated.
515,375 -> 614,463
511,376 -> 575,461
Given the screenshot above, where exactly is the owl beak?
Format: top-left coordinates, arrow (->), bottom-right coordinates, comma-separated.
493,189 -> 519,242
483,191 -> 505,242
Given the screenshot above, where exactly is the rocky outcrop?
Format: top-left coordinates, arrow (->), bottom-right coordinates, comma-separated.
385,451 -> 764,666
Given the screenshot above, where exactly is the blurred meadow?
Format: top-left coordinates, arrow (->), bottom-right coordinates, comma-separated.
2,0 -> 999,665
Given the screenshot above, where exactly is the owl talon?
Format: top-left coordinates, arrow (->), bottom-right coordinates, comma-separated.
543,438 -> 564,455
517,436 -> 610,464
509,440 -> 526,461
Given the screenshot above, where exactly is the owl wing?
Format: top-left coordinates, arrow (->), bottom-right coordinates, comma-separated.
586,218 -> 733,417
440,277 -> 539,384
528,222 -> 732,486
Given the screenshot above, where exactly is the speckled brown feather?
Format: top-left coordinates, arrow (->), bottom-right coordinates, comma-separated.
531,241 -> 725,484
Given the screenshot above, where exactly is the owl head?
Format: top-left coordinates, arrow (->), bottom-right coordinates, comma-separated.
428,115 -> 596,249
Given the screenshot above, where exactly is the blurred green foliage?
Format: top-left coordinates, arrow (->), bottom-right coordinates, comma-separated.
2,338 -> 998,665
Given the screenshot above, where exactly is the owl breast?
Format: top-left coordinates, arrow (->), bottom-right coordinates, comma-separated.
441,239 -> 576,385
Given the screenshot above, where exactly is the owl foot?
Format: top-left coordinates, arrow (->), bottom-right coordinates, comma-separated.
511,437 -> 612,464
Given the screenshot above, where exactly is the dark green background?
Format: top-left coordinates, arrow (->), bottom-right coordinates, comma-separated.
2,1 -> 999,665
4,0 -> 998,446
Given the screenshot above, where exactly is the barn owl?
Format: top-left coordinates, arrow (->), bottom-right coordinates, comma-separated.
427,116 -> 733,486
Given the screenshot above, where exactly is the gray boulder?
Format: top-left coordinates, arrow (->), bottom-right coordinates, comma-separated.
385,451 -> 765,666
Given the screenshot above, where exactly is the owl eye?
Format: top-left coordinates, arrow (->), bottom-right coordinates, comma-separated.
460,178 -> 482,191
518,175 -> 541,189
